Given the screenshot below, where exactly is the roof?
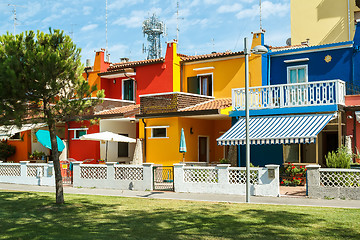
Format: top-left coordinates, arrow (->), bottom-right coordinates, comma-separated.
95,104 -> 140,118
180,51 -> 244,62
180,98 -> 232,112
269,40 -> 353,53
107,58 -> 164,72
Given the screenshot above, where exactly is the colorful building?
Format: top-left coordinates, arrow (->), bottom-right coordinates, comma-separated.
66,41 -> 181,163
219,22 -> 360,167
137,32 -> 265,166
291,0 -> 360,45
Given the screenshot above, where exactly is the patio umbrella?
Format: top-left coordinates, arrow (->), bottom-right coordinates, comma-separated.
132,139 -> 143,165
179,128 -> 187,162
80,131 -> 136,161
35,130 -> 65,152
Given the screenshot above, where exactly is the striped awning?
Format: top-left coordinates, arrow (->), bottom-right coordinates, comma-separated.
217,113 -> 335,145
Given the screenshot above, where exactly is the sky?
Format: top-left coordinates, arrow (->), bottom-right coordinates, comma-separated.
0,0 -> 291,64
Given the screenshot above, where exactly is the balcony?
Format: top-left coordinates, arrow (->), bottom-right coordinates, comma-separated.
140,92 -> 214,115
232,80 -> 346,111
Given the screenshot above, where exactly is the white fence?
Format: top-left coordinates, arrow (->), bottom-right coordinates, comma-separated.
232,80 -> 346,110
0,161 -> 280,197
0,161 -> 55,186
174,164 -> 280,197
307,165 -> 360,200
72,162 -> 153,191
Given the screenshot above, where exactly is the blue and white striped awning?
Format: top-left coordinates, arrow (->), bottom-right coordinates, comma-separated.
217,113 -> 335,145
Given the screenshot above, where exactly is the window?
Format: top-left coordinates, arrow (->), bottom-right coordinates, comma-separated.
187,74 -> 213,96
146,126 -> 169,139
9,132 -> 21,140
152,128 -> 167,138
118,134 -> 129,158
287,65 -> 307,84
123,79 -> 135,101
70,129 -> 88,139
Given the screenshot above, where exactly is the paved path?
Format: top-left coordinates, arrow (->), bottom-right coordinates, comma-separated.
0,183 -> 359,209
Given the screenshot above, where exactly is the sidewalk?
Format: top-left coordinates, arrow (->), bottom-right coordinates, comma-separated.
0,183 -> 359,209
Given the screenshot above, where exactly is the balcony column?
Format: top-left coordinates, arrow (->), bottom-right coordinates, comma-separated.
338,111 -> 342,147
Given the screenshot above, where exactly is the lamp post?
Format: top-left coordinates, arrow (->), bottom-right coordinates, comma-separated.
244,37 -> 268,203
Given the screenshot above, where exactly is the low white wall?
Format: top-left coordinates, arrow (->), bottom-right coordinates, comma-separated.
174,164 -> 280,197
307,165 -> 360,200
72,162 -> 153,191
0,161 -> 55,186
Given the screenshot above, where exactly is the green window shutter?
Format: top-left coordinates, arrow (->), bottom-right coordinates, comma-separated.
124,80 -> 134,101
187,76 -> 200,94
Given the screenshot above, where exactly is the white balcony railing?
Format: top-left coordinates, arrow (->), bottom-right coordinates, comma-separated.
232,80 -> 346,111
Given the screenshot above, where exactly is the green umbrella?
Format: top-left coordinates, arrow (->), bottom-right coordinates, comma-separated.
179,128 -> 186,161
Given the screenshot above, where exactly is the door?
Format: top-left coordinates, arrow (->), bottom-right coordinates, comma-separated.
199,136 -> 208,162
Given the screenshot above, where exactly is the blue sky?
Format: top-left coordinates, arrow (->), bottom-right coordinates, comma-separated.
0,0 -> 290,64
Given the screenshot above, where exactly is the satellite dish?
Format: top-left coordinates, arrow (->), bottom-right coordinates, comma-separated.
286,38 -> 291,46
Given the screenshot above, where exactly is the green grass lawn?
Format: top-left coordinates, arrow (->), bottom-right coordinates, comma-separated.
0,191 -> 359,240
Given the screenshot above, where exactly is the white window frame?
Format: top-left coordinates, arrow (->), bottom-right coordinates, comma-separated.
286,65 -> 308,84
70,128 -> 88,140
122,78 -> 135,101
146,126 -> 169,139
197,73 -> 214,96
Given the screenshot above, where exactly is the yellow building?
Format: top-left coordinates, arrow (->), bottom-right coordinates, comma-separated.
291,0 -> 360,45
138,33 -> 264,166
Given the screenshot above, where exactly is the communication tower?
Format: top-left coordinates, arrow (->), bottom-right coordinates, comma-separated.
142,14 -> 165,60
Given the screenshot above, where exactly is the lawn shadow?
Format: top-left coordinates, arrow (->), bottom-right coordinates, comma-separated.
0,191 -> 359,240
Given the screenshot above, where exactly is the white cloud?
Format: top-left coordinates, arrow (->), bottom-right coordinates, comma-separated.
113,13 -> 144,28
81,24 -> 98,32
108,0 -> 144,11
113,8 -> 162,28
217,3 -> 242,13
236,1 -> 289,20
83,6 -> 93,15
203,0 -> 221,4
42,14 -> 61,24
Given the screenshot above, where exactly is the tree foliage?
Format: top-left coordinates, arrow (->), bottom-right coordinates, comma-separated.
0,29 -> 104,203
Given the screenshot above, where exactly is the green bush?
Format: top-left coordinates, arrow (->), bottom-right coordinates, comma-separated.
325,146 -> 351,169
0,141 -> 16,160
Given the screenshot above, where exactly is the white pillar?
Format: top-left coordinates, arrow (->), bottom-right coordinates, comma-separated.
142,163 -> 154,191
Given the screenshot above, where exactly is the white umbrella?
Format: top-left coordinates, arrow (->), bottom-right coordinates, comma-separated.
80,131 -> 136,161
132,139 -> 143,165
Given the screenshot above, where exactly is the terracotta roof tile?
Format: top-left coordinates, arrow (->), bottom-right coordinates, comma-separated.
107,58 -> 164,72
180,98 -> 232,112
95,104 -> 140,118
180,51 -> 243,62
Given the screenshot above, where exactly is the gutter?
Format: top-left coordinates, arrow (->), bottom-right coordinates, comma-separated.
142,119 -> 147,163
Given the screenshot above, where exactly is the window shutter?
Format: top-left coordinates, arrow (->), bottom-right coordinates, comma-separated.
187,76 -> 200,94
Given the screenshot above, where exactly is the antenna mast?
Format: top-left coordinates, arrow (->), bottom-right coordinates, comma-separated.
259,0 -> 262,31
142,14 -> 165,59
105,0 -> 110,62
176,1 -> 179,41
8,4 -> 23,35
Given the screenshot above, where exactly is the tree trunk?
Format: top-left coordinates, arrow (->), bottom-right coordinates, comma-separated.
48,123 -> 64,204
228,145 -> 237,167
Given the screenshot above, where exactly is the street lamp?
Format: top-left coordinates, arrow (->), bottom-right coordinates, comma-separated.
244,37 -> 268,203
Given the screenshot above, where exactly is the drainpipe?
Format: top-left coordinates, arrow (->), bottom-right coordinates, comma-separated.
348,0 -> 351,41
354,111 -> 357,155
142,118 -> 147,163
267,53 -> 271,86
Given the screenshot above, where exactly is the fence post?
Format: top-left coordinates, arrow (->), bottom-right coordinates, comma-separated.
142,163 -> 154,191
72,162 -> 82,187
306,164 -> 321,197
105,162 -> 116,184
174,163 -> 185,192
265,164 -> 280,197
216,164 -> 230,185
20,161 -> 29,178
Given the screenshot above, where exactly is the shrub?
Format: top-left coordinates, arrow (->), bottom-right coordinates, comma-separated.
325,146 -> 351,169
0,141 -> 16,160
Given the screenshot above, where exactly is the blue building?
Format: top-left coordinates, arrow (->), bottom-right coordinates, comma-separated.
217,23 -> 360,167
